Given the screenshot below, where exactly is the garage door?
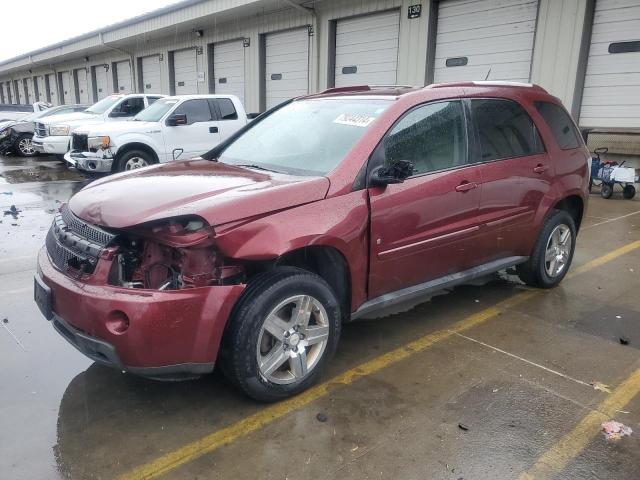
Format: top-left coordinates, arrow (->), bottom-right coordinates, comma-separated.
141,55 -> 162,94
60,71 -> 73,104
23,78 -> 32,103
265,28 -> 309,109
173,49 -> 198,95
46,74 -> 57,105
35,76 -> 46,102
334,11 -> 400,87
580,0 -> 640,129
212,40 -> 245,105
115,61 -> 133,93
434,0 -> 538,83
93,65 -> 109,101
6,82 -> 12,103
75,68 -> 90,104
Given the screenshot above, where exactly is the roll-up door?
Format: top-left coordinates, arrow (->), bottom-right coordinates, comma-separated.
46,74 -> 57,105
75,68 -> 89,104
580,0 -> 640,129
93,65 -> 109,101
434,0 -> 538,83
23,78 -> 32,104
212,40 -> 245,105
115,61 -> 132,93
173,49 -> 198,95
334,11 -> 400,87
141,55 -> 162,94
6,81 -> 13,103
60,71 -> 73,104
0,83 -> 4,104
265,28 -> 309,110
36,76 -> 46,102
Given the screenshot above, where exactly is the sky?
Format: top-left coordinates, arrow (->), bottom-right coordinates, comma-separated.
0,0 -> 182,62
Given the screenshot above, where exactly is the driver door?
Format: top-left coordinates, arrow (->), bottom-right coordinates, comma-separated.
368,100 -> 483,298
162,99 -> 222,160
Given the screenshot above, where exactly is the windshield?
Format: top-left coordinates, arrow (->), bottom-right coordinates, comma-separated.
219,98 -> 391,175
134,99 -> 178,122
85,96 -> 122,114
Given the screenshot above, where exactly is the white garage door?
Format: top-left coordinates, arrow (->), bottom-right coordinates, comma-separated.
141,55 -> 162,94
0,83 -> 4,104
75,68 -> 90,104
115,61 -> 132,93
265,28 -> 309,109
23,78 -> 33,103
6,81 -> 13,103
61,71 -> 73,104
580,0 -> 640,129
16,80 -> 25,104
434,0 -> 538,83
213,40 -> 245,105
93,65 -> 109,101
173,49 -> 198,95
46,74 -> 57,105
334,11 -> 400,87
36,76 -> 46,102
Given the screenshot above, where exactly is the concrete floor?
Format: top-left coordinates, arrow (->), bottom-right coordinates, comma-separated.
0,154 -> 639,480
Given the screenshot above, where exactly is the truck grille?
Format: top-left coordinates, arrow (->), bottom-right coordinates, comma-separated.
71,133 -> 88,151
46,204 -> 116,274
35,122 -> 47,137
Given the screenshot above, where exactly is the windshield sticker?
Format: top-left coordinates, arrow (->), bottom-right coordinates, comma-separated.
333,113 -> 376,127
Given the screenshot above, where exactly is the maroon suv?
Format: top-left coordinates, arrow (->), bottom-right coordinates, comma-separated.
35,82 -> 589,401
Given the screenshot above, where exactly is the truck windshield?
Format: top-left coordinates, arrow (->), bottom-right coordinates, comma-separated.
134,99 -> 178,122
219,98 -> 391,175
85,96 -> 122,114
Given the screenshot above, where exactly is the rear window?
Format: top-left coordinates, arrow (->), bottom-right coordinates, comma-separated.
212,98 -> 238,120
534,101 -> 582,150
472,99 -> 545,162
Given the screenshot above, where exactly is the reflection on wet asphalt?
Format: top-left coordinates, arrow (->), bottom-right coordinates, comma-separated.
0,152 -> 639,480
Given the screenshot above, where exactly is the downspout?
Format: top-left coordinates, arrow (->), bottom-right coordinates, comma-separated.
99,32 -> 137,92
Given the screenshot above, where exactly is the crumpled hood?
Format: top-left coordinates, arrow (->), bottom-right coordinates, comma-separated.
39,111 -> 98,126
69,159 -> 330,229
0,120 -> 15,131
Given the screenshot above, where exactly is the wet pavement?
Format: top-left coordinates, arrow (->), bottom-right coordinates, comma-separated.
0,153 -> 639,480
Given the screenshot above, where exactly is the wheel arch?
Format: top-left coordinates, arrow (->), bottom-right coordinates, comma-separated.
552,195 -> 584,232
113,142 -> 159,171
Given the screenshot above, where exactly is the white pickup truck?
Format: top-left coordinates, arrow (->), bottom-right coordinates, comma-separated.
65,95 -> 248,173
33,94 -> 164,158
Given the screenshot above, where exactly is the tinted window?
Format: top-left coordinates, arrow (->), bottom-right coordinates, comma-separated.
111,97 -> 145,116
472,99 -> 544,162
384,101 -> 466,175
534,101 -> 581,150
173,99 -> 212,124
212,98 -> 238,120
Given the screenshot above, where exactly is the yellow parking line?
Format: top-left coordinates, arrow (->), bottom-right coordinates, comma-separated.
519,368 -> 640,480
118,240 -> 640,480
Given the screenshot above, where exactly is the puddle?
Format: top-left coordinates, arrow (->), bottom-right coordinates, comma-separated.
1,166 -> 86,184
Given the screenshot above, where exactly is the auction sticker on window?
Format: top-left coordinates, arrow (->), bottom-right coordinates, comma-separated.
333,113 -> 376,127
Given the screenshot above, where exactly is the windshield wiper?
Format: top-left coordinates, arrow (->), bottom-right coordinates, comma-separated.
236,164 -> 281,173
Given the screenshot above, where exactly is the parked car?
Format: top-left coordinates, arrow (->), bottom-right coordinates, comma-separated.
65,95 -> 248,173
35,82 -> 589,401
0,104 -> 88,156
0,102 -> 51,122
32,94 -> 164,158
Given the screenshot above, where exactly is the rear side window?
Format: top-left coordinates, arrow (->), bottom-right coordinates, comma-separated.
173,99 -> 213,124
471,99 -> 544,162
534,101 -> 581,150
384,100 -> 466,175
212,98 -> 238,120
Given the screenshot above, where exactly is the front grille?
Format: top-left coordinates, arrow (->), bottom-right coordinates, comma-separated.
35,122 -> 47,137
46,204 -> 116,274
71,133 -> 88,151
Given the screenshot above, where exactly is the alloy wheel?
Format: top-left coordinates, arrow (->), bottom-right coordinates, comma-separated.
124,156 -> 149,170
18,137 -> 36,156
544,224 -> 572,277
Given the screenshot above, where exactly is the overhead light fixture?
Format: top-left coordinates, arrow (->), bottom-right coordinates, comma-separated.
194,29 -> 203,37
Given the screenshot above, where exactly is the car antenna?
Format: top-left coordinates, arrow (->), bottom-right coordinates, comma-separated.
484,68 -> 492,81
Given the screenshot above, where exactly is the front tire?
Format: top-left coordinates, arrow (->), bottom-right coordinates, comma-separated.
221,267 -> 341,402
114,149 -> 154,172
601,183 -> 614,199
15,134 -> 36,157
517,210 -> 576,288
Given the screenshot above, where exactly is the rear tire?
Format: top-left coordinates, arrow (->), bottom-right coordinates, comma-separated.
114,149 -> 154,172
623,184 -> 636,200
220,267 -> 341,402
15,134 -> 36,157
517,210 -> 576,289
601,183 -> 614,199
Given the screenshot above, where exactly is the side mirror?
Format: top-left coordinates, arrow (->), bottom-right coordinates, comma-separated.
167,113 -> 187,126
369,159 -> 414,187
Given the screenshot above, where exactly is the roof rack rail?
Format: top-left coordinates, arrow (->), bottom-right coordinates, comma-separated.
320,84 -> 415,94
427,81 -> 547,92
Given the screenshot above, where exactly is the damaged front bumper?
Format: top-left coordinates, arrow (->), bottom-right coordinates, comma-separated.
35,248 -> 246,380
65,150 -> 114,172
0,130 -> 17,155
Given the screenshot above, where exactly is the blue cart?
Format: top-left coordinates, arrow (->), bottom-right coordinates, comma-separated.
589,147 -> 637,199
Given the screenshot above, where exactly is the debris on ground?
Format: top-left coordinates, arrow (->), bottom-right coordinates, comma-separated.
602,420 -> 632,441
616,315 -> 623,319
458,423 -> 469,431
3,205 -> 20,219
2,318 -> 8,323
316,412 -> 328,423
590,381 -> 612,393
619,337 -> 630,345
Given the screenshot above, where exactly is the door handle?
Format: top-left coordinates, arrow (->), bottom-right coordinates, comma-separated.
209,126 -> 219,133
455,181 -> 478,192
533,164 -> 549,174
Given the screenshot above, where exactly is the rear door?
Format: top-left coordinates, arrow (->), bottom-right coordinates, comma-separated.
368,99 -> 483,298
469,98 -> 550,262
162,99 -> 221,159
208,97 -> 243,142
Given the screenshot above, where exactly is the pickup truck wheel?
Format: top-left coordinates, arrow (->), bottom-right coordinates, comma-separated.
517,210 -> 576,289
16,134 -> 36,157
114,149 -> 154,172
221,267 -> 341,402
